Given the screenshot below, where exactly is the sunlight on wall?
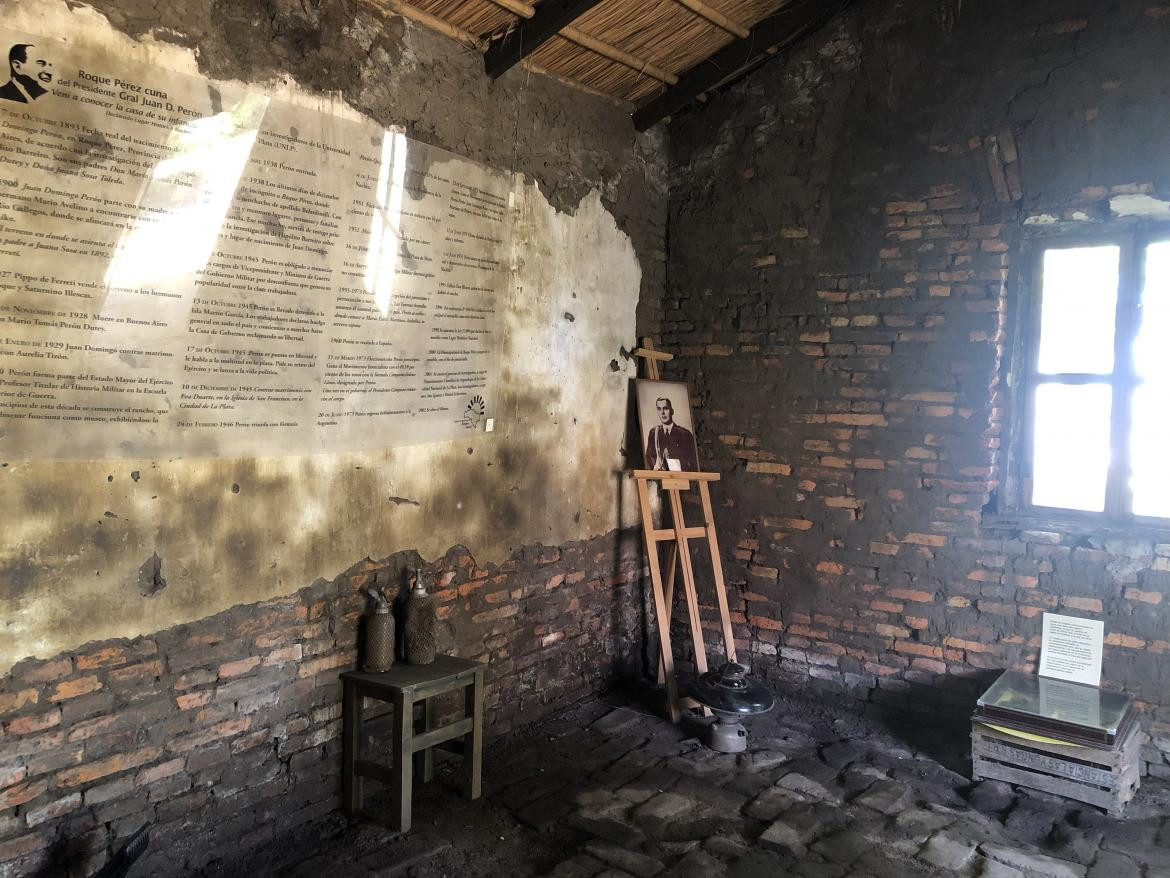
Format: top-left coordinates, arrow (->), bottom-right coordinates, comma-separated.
365,130 -> 408,317
103,94 -> 269,294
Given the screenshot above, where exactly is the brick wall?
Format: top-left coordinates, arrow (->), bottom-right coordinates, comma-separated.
0,534 -> 645,876
663,0 -> 1170,776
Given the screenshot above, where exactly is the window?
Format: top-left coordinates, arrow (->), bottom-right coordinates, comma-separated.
1021,234 -> 1170,522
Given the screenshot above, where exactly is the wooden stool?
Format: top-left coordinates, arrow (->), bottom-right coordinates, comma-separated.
340,655 -> 485,832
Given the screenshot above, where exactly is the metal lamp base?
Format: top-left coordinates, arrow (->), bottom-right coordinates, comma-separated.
707,711 -> 749,753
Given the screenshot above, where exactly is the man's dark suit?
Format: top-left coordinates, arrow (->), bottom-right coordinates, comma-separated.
0,76 -> 46,103
645,423 -> 699,472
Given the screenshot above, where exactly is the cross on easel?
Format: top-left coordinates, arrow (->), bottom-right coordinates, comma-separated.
633,338 -> 737,722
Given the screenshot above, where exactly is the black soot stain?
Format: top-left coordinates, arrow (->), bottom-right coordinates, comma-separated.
261,213 -> 286,238
138,552 -> 167,597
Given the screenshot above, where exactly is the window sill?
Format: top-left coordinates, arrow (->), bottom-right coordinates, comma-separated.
984,513 -> 1170,542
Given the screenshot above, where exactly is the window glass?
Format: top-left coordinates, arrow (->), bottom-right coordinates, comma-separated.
1135,240 -> 1170,381
1036,246 -> 1120,375
1031,383 -> 1112,512
1130,383 -> 1170,518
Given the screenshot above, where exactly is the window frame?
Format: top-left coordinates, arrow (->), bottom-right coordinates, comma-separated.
999,224 -> 1170,531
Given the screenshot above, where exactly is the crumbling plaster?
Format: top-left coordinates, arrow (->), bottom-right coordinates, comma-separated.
0,0 -> 667,671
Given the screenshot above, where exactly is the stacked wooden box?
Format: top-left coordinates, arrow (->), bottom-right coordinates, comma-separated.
971,671 -> 1139,818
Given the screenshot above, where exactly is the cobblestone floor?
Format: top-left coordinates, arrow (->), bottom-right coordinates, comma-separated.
216,690 -> 1170,877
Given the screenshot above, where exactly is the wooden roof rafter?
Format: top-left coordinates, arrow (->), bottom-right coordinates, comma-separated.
484,0 -> 679,85
484,0 -> 606,79
673,0 -> 750,38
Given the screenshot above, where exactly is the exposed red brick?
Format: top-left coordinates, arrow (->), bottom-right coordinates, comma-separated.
0,779 -> 48,809
49,676 -> 102,702
176,691 -> 213,711
0,688 -> 38,715
76,646 -> 132,670
1104,633 -> 1145,649
886,588 -> 934,603
1061,596 -> 1103,613
21,659 -> 72,683
943,637 -> 997,654
747,461 -> 792,475
6,709 -> 61,735
895,641 -> 943,659
57,746 -> 161,788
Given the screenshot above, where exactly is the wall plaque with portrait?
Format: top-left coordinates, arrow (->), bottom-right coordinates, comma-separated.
0,27 -> 515,460
636,379 -> 700,472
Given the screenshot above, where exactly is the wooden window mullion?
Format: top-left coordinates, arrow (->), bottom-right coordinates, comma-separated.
1020,246 -> 1047,510
1106,236 -> 1140,521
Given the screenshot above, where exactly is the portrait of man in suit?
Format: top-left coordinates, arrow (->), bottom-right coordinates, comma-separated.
1,43 -> 53,104
637,379 -> 700,473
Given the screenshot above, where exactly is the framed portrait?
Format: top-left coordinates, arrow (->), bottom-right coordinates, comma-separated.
636,379 -> 700,473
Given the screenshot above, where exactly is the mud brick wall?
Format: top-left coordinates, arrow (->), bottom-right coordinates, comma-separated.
0,534 -> 645,876
664,0 -> 1170,776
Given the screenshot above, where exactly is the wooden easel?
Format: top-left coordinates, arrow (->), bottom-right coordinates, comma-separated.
633,338 -> 737,722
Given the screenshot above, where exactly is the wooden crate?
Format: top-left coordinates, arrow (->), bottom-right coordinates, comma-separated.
971,720 -> 1140,817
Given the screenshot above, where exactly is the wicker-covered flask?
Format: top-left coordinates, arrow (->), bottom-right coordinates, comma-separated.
363,586 -> 395,672
403,570 -> 437,665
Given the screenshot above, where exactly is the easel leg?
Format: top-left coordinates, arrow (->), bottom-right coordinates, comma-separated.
636,477 -> 682,721
699,481 -> 738,663
668,487 -> 710,679
657,542 -> 678,684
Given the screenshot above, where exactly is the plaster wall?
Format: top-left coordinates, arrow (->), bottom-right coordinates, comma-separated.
0,0 -> 667,672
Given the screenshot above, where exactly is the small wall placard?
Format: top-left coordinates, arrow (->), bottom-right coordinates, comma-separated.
1039,612 -> 1104,686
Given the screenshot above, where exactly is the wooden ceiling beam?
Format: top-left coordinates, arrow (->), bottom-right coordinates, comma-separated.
382,0 -> 486,50
484,0 -> 677,86
484,0 -> 606,79
632,0 -> 853,131
558,28 -> 678,85
488,0 -> 537,17
672,0 -> 750,39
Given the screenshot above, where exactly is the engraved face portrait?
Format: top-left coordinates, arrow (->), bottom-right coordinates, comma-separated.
1,43 -> 53,103
636,379 -> 700,473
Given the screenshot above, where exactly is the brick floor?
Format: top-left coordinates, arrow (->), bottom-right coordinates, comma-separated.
207,691 -> 1170,877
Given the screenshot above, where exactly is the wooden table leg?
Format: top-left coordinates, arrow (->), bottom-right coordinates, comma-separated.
414,697 -> 434,783
463,668 -> 484,800
342,680 -> 362,814
393,690 -> 413,833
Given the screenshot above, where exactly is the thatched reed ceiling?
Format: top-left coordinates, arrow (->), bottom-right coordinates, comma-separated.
384,0 -> 844,128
